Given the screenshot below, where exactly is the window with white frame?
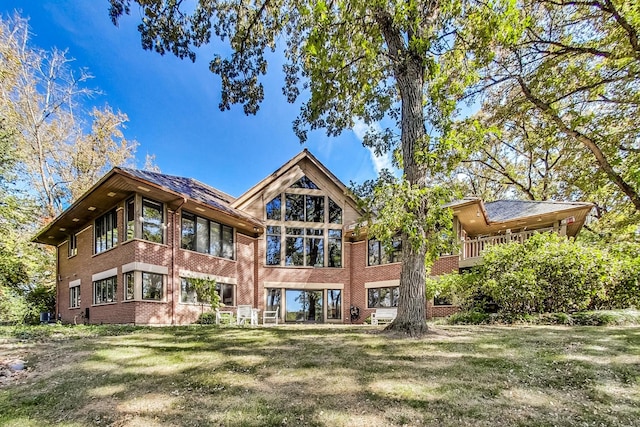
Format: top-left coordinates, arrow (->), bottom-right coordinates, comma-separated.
69,285 -> 80,308
93,276 -> 117,304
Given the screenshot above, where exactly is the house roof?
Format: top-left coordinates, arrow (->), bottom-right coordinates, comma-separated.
33,167 -> 262,245
447,198 -> 594,237
118,167 -> 237,213
483,200 -> 593,223
232,148 -> 361,213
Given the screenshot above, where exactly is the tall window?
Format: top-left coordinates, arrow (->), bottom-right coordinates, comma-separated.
93,276 -> 117,304
68,233 -> 77,257
265,176 -> 343,268
181,211 -> 234,259
124,272 -> 135,300
266,289 -> 281,312
328,230 -> 342,268
368,237 -> 402,266
125,197 -> 135,240
327,289 -> 342,319
368,286 -> 399,308
142,272 -> 163,301
69,285 -> 80,308
142,198 -> 163,243
266,226 -> 281,265
94,209 -> 118,254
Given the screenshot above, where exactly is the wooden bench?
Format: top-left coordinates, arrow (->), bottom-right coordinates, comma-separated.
371,308 -> 397,325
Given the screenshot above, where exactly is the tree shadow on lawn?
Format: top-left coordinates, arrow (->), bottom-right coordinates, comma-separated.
0,325 -> 639,426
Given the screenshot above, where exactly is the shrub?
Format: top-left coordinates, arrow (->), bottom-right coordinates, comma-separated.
447,309 -> 490,325
479,233 -> 608,315
197,311 -> 218,325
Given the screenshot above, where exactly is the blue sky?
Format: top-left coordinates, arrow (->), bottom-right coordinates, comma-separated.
5,1 -> 392,197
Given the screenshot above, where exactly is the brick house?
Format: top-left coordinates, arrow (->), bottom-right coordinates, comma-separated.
33,150 -> 593,325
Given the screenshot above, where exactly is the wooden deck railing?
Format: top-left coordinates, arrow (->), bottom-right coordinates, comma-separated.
461,227 -> 555,266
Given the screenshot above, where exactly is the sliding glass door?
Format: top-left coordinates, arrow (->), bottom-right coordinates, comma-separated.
285,290 -> 323,322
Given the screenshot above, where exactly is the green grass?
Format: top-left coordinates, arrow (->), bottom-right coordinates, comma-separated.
1,324 -> 640,426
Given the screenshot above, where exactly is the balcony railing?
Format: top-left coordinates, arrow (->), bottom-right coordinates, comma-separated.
460,227 -> 555,267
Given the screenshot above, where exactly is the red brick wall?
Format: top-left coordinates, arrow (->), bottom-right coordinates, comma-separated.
55,197 -> 463,325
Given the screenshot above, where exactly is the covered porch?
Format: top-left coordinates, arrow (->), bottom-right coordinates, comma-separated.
447,198 -> 594,268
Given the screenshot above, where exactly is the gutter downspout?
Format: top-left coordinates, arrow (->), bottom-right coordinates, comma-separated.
171,197 -> 188,325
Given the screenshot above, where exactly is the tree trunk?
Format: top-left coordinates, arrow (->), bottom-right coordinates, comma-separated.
377,10 -> 430,335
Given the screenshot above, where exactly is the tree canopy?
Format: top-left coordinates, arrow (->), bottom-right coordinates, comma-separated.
0,13 -> 145,323
109,0 -> 520,335
457,0 -> 640,237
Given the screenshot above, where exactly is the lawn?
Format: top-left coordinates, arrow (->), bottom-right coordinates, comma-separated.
0,324 -> 639,426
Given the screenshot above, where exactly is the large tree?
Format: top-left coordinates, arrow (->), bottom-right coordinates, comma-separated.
460,0 -> 640,233
109,0 -> 518,334
0,13 -> 143,323
0,14 -> 138,219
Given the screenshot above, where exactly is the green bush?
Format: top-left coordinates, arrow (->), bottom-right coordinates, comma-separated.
432,233 -> 640,319
447,309 -> 490,325
197,311 -> 218,325
480,233 -> 608,315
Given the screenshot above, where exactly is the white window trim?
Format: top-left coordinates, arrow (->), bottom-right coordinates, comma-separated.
264,281 -> 343,290
364,279 -> 400,289
69,279 -> 81,288
178,269 -> 237,285
92,268 -> 118,282
122,262 -> 168,275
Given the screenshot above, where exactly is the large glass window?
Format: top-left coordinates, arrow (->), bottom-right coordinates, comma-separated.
285,227 -> 304,266
142,272 -> 163,301
181,211 -> 234,260
328,198 -> 342,224
285,290 -> 323,322
181,212 -> 196,250
368,237 -> 403,266
305,195 -> 324,222
266,289 -> 281,312
285,194 -> 304,221
266,226 -> 281,266
125,197 -> 135,240
291,176 -> 319,189
180,278 -> 234,305
93,276 -> 117,304
368,286 -> 399,308
265,178 -> 342,268
142,198 -> 163,243
69,285 -> 80,308
305,228 -> 324,267
328,230 -> 342,268
216,283 -> 235,306
266,196 -> 281,220
327,289 -> 342,319
94,209 -> 118,254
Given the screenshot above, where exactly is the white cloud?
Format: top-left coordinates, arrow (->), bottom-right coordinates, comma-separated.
352,120 -> 394,174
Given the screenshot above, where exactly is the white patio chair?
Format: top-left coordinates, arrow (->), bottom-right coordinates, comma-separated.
262,307 -> 280,325
236,305 -> 254,325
